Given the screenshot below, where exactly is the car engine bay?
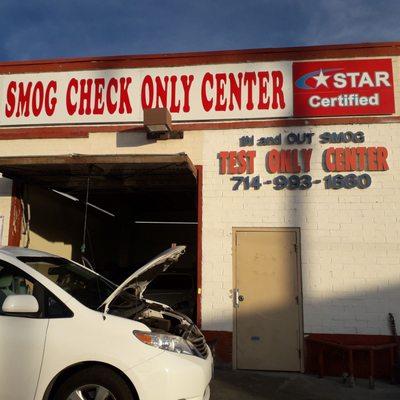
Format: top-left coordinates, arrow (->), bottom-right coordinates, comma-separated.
110,297 -> 208,358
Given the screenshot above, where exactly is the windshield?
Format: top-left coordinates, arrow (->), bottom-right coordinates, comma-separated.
18,256 -> 117,310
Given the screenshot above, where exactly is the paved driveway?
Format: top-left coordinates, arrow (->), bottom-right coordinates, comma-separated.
210,369 -> 400,400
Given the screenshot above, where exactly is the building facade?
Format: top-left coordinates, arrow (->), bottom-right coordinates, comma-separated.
0,42 -> 399,374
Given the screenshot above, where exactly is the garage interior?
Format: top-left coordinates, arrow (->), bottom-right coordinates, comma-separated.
0,154 -> 199,321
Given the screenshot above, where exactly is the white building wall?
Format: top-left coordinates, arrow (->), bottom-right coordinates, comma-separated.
0,176 -> 13,245
0,123 -> 398,336
201,124 -> 400,335
0,129 -> 205,253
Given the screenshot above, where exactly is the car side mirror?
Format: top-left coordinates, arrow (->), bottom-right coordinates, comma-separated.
2,295 -> 39,314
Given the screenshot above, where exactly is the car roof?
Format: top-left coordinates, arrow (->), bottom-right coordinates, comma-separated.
0,246 -> 61,258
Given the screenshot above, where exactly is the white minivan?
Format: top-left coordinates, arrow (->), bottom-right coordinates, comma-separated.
0,245 -> 212,400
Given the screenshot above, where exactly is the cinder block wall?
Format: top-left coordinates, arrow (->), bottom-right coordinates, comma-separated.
201,123 -> 400,336
0,122 -> 398,338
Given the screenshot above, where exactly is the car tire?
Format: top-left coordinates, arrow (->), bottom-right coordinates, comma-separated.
54,365 -> 135,400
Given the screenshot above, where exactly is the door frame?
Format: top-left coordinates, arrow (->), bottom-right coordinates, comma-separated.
232,227 -> 304,371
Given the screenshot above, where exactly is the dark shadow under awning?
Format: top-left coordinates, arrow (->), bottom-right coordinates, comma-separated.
0,153 -> 197,194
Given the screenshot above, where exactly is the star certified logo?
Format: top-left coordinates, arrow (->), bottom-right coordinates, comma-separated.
295,68 -> 343,90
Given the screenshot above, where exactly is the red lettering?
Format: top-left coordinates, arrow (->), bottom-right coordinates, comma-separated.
31,82 -> 44,117
292,150 -> 301,173
106,78 -> 118,114
16,82 -> 32,117
344,148 -> 357,171
228,151 -> 238,174
93,78 -> 105,115
301,149 -> 313,173
66,79 -> 78,115
272,71 -> 285,109
247,151 -> 256,174
5,81 -> 16,118
218,151 -> 229,174
236,150 -> 247,174
155,76 -> 168,108
335,148 -> 345,172
267,149 -> 280,173
279,150 -> 292,173
325,148 -> 335,172
78,79 -> 93,115
201,73 -> 213,112
257,71 -> 270,110
181,75 -> 194,113
376,147 -> 389,171
118,77 -> 132,114
170,76 -> 180,113
229,73 -> 242,111
45,81 -> 57,116
356,147 -> 366,170
243,72 -> 256,110
367,147 -> 377,171
141,76 -> 153,109
215,73 -> 227,111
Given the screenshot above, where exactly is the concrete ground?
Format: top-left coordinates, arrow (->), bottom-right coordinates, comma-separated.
210,369 -> 400,400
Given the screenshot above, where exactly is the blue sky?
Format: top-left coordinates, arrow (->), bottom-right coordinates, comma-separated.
0,0 -> 399,61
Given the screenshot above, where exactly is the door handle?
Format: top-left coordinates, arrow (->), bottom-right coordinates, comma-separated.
233,289 -> 244,308
233,288 -> 240,308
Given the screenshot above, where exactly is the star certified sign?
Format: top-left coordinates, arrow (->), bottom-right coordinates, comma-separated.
292,59 -> 395,117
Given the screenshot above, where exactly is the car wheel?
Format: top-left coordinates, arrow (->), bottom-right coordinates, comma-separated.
55,365 -> 135,400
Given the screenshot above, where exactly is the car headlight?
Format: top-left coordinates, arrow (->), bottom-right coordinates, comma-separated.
133,330 -> 196,355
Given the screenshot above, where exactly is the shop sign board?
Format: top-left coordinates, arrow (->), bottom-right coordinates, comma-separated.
0,57 -> 395,127
218,130 -> 390,192
0,61 -> 293,126
293,58 -> 395,117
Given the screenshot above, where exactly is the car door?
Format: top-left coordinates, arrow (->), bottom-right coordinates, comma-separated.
0,260 -> 49,400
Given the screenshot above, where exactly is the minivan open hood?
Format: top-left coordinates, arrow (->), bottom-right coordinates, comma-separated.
101,245 -> 186,313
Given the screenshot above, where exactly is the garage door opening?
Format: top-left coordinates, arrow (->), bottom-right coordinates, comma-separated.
0,154 -> 200,322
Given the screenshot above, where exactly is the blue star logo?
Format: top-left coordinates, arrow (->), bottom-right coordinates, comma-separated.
295,68 -> 343,89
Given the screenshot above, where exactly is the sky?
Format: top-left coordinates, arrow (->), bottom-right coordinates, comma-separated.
0,0 -> 399,62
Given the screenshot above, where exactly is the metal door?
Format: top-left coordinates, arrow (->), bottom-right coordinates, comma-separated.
234,229 -> 302,371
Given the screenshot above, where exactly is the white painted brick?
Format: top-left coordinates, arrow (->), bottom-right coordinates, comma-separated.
0,122 -> 397,337
200,123 -> 400,335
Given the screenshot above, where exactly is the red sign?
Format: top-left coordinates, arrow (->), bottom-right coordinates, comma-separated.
293,59 -> 395,117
